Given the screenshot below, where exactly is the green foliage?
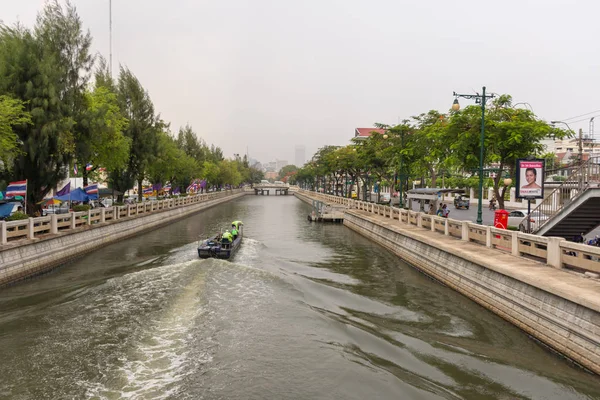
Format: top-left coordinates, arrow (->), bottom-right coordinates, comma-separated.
277,165 -> 298,181
0,95 -> 31,172
6,211 -> 28,221
73,204 -> 90,212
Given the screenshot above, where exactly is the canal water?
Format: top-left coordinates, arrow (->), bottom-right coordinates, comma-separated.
0,195 -> 599,400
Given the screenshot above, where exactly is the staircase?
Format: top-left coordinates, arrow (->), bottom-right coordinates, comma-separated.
531,156 -> 600,238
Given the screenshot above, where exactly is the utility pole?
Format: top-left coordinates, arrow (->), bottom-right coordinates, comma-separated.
579,128 -> 584,191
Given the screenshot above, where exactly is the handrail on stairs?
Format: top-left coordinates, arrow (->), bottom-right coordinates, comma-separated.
530,155 -> 600,234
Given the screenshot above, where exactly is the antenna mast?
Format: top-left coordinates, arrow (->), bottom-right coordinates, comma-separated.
109,0 -> 113,77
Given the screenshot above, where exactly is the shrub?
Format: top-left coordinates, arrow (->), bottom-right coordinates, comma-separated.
73,204 -> 91,212
6,212 -> 29,221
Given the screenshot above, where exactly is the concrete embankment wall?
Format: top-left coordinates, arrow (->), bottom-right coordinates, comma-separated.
294,191 -> 600,374
0,191 -> 246,286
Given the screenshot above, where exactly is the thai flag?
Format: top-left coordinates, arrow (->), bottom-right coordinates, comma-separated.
143,187 -> 153,195
84,183 -> 98,194
85,163 -> 93,171
6,180 -> 27,197
73,163 -> 78,175
163,183 -> 171,192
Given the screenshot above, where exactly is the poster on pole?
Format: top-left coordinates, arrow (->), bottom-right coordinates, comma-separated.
516,159 -> 545,199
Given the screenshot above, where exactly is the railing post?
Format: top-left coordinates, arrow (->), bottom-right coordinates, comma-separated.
51,214 -> 58,234
1,220 -> 7,245
71,212 -> 76,229
100,208 -> 106,223
485,226 -> 492,247
28,218 -> 35,239
417,213 -> 422,228
87,209 -> 92,225
461,221 -> 470,241
444,219 -> 449,236
547,237 -> 564,269
127,205 -> 131,217
511,231 -> 519,256
431,217 -> 436,231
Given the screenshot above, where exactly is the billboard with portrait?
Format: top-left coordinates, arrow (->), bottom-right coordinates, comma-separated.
515,159 -> 545,199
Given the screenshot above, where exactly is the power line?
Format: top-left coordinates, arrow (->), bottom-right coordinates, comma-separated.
559,109 -> 600,122
563,114 -> 600,125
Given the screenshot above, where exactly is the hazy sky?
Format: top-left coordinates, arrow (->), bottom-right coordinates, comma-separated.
2,0 -> 599,164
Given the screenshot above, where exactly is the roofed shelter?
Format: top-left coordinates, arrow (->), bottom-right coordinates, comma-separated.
354,128 -> 386,141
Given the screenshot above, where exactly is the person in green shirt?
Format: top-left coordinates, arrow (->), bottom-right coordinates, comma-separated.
231,220 -> 243,230
231,227 -> 238,240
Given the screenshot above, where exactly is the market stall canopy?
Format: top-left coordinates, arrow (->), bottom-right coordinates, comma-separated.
54,188 -> 92,202
38,198 -> 61,206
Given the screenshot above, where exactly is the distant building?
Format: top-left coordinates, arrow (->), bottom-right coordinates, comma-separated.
276,159 -> 288,171
353,128 -> 386,141
264,171 -> 278,180
295,145 -> 305,167
264,161 -> 277,172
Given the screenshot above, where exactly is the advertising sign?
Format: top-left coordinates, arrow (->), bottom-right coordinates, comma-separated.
516,159 -> 545,199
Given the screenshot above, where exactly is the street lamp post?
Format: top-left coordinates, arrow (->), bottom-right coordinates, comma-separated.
452,86 -> 495,225
384,129 -> 407,208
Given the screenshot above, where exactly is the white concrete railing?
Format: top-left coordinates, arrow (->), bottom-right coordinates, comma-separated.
0,190 -> 241,246
298,189 -> 600,275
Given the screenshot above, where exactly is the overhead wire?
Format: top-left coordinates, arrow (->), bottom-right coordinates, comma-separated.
558,109 -> 600,122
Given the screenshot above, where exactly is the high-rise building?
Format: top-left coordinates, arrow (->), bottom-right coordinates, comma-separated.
295,145 -> 305,167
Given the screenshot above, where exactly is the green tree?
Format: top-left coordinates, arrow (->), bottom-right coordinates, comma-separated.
116,66 -> 158,201
277,164 -> 298,181
0,95 -> 31,173
447,95 -> 567,209
0,24 -> 75,210
78,85 -> 130,186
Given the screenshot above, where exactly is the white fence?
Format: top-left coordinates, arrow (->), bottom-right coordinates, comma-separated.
299,190 -> 600,275
0,190 -> 241,246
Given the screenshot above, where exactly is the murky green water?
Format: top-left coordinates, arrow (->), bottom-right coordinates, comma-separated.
0,195 -> 598,399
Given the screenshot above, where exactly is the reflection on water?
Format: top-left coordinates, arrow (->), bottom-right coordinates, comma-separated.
0,195 -> 598,400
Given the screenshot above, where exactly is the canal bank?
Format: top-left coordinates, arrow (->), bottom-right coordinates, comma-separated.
2,194 -> 600,399
0,190 -> 246,286
295,191 -> 600,375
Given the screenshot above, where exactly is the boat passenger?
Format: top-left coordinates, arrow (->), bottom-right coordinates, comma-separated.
232,220 -> 243,230
231,227 -> 238,240
222,230 -> 233,244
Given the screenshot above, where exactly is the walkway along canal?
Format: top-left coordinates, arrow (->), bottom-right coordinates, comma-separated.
296,189 -> 600,377
0,195 -> 599,399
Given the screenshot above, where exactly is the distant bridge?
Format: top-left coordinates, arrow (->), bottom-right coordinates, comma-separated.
253,184 -> 291,196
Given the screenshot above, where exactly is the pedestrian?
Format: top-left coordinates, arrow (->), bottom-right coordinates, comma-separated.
436,204 -> 443,217
442,204 -> 449,218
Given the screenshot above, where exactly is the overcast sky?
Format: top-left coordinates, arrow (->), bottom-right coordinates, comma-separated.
2,0 -> 599,164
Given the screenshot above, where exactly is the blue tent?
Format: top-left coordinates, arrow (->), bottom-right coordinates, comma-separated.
54,188 -> 91,202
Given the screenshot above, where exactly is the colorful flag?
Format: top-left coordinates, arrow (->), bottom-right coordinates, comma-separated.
143,187 -> 153,195
163,183 -> 171,192
73,163 -> 78,175
85,163 -> 93,171
56,182 -> 71,196
6,180 -> 27,197
84,183 -> 98,194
